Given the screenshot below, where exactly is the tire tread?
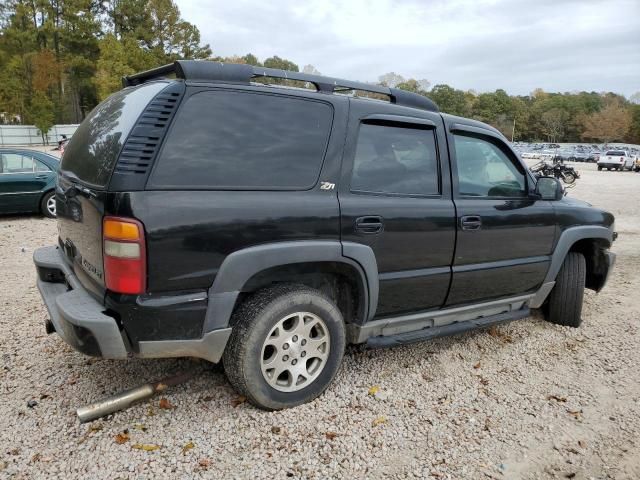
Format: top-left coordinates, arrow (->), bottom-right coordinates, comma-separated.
545,252 -> 586,327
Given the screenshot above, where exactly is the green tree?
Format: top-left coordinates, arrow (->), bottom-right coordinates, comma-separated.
263,55 -> 299,72
28,92 -> 54,143
426,85 -> 471,117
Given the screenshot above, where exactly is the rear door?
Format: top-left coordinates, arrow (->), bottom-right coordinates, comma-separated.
0,152 -> 47,213
445,121 -> 556,306
339,100 -> 455,319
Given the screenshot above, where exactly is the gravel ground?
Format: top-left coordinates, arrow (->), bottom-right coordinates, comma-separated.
1,163 -> 639,479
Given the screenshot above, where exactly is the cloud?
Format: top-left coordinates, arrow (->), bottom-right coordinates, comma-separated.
177,0 -> 640,96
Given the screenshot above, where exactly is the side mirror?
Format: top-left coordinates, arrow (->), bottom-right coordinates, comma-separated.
535,176 -> 563,201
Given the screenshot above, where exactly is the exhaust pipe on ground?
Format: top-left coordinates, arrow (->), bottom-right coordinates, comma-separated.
76,371 -> 197,423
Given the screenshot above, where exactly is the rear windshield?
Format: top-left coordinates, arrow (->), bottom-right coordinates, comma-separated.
605,151 -> 626,156
148,90 -> 333,190
60,81 -> 167,188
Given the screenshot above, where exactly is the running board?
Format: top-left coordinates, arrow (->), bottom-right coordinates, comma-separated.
366,308 -> 530,349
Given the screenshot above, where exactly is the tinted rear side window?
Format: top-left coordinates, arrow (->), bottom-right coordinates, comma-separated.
149,90 -> 333,189
60,81 -> 167,188
350,124 -> 440,196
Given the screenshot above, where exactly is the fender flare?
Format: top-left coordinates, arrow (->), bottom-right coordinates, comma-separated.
203,241 -> 379,332
530,225 -> 613,308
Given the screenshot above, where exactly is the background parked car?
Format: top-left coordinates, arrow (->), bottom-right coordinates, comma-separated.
0,149 -> 59,217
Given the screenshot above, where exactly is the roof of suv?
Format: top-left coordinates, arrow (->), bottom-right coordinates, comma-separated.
122,60 -> 440,114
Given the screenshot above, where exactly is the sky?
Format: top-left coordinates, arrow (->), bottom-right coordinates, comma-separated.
176,0 -> 640,97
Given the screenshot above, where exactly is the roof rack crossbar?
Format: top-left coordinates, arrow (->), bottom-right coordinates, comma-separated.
122,60 -> 439,112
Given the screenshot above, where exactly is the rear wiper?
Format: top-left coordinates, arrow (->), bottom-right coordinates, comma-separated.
59,171 -> 98,198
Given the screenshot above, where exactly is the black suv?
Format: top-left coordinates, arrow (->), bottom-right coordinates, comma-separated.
34,61 -> 616,409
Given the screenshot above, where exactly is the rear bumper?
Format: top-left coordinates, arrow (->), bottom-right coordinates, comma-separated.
598,162 -> 623,168
34,246 -> 231,362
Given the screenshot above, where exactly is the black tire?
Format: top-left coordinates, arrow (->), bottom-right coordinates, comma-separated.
40,191 -> 56,218
562,173 -> 576,184
597,166 -> 602,171
223,284 -> 346,410
543,252 -> 586,328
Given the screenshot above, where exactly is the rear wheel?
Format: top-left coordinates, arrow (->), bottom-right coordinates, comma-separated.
543,252 -> 586,328
223,284 -> 346,410
562,173 -> 576,184
597,165 -> 602,171
40,191 -> 56,218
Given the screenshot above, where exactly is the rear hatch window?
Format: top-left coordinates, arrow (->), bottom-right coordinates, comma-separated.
605,151 -> 626,156
60,81 -> 168,188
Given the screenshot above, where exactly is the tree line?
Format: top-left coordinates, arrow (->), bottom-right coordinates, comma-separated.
1,0 -> 639,144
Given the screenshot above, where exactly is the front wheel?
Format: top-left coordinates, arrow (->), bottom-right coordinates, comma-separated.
223,284 -> 346,410
40,191 -> 56,218
543,252 -> 586,328
562,172 -> 576,184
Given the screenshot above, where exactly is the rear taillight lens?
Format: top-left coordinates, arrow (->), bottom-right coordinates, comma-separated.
103,217 -> 146,294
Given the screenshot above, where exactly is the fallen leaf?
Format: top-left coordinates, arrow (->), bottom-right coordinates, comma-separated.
133,424 -> 147,432
198,458 -> 211,468
368,385 -> 380,396
88,424 -> 103,433
231,396 -> 246,408
155,383 -> 168,392
159,398 -> 175,410
31,453 -> 41,462
325,432 -> 338,440
473,361 -> 481,369
181,441 -> 195,455
146,407 -> 156,417
567,409 -> 583,419
547,395 -> 567,402
132,444 -> 160,451
488,326 -> 513,343
372,416 -> 388,427
271,426 -> 281,434
114,432 -> 130,444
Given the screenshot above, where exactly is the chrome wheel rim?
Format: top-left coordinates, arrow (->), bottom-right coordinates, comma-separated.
46,196 -> 56,216
260,312 -> 330,392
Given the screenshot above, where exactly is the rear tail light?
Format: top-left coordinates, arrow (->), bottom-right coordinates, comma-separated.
103,217 -> 146,294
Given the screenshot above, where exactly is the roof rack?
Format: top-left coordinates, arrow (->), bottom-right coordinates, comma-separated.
122,60 -> 439,113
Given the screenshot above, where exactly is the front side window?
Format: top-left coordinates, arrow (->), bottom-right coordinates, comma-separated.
453,134 -> 526,197
150,90 -> 333,189
350,123 -> 439,196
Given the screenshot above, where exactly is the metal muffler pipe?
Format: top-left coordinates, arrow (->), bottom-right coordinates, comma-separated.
76,371 -> 196,423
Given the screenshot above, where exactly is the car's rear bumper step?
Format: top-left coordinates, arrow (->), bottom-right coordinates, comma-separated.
34,245 -> 231,363
366,308 -> 530,348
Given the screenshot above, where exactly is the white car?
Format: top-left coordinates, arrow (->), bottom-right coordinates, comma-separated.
597,150 -> 634,171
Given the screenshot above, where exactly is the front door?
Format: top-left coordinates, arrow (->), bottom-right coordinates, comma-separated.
445,122 -> 557,306
339,100 -> 456,319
